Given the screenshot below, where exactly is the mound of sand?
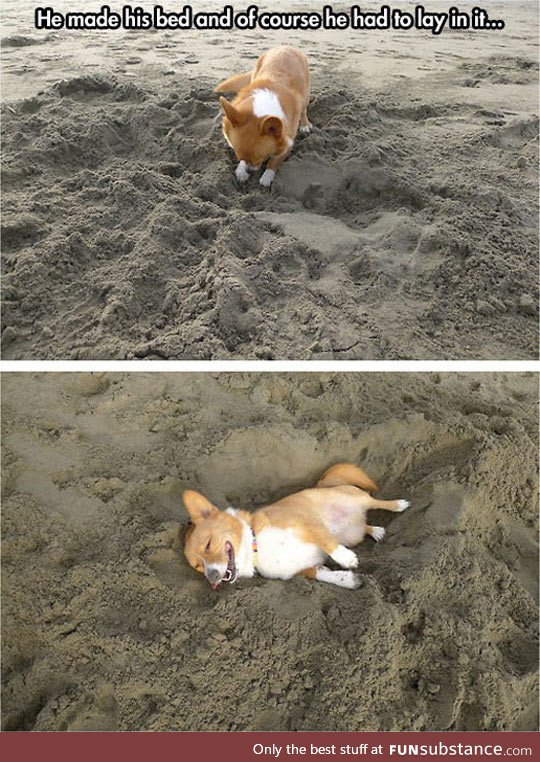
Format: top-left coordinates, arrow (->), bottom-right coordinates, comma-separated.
1,1 -> 538,359
2,373 -> 538,731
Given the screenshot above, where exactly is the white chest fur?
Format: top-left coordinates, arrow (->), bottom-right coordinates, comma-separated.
254,527 -> 325,579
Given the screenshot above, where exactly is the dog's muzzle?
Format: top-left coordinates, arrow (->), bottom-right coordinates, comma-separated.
205,542 -> 237,590
206,567 -> 222,588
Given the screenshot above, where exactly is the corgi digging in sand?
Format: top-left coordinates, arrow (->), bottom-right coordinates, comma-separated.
182,463 -> 410,590
215,45 -> 311,187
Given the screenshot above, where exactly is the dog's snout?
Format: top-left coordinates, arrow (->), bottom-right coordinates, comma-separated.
205,567 -> 222,585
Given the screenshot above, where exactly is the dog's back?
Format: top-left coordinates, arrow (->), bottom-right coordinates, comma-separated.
252,46 -> 310,98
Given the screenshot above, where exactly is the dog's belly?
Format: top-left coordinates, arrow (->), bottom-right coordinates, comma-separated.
255,527 -> 325,579
322,502 -> 367,546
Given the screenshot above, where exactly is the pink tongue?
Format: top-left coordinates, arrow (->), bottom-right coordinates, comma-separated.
211,582 -> 220,590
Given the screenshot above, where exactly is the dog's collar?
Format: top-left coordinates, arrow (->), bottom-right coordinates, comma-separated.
226,507 -> 258,571
251,528 -> 258,556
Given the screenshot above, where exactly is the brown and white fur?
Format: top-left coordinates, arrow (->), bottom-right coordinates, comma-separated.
182,463 -> 409,591
215,46 -> 311,187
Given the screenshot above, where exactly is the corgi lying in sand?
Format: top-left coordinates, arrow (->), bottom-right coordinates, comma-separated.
215,46 -> 311,187
182,463 -> 409,590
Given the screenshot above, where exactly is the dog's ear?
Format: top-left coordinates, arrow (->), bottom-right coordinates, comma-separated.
183,490 -> 219,523
219,97 -> 240,127
260,116 -> 282,138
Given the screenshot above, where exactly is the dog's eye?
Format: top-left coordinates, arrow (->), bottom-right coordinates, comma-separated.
205,540 -> 211,551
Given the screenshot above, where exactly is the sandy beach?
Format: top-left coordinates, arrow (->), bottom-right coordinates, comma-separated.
1,1 -> 538,359
2,372 -> 538,731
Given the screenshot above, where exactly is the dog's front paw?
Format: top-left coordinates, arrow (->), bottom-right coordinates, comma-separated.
259,169 -> 275,187
299,123 -> 312,134
342,571 -> 361,590
371,526 -> 385,542
316,567 -> 361,589
235,161 -> 250,183
331,572 -> 360,590
396,499 -> 410,513
331,545 -> 358,569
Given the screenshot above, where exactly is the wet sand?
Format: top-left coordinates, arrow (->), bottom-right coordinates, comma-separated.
1,1 -> 538,359
2,372 -> 538,730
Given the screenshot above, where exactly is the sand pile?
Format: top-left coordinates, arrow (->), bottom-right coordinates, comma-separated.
2,373 -> 538,730
1,50 -> 538,358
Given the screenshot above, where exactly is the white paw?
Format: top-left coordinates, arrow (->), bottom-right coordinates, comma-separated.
396,499 -> 410,513
259,168 -> 275,187
371,526 -> 385,542
299,123 -> 312,134
331,545 -> 358,569
337,571 -> 360,589
316,567 -> 360,589
235,161 -> 249,183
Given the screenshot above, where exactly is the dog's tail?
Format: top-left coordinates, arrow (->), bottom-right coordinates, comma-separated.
214,71 -> 253,94
316,463 -> 378,493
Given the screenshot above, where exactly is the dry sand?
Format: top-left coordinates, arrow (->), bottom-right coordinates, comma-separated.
1,1 -> 538,359
2,372 -> 538,731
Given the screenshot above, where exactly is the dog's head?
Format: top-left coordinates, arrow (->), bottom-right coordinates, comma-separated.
182,490 -> 243,589
219,97 -> 289,170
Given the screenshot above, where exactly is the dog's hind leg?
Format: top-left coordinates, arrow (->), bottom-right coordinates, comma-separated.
365,525 -> 386,542
299,65 -> 312,133
303,524 -> 359,569
365,497 -> 410,513
299,103 -> 312,134
299,566 -> 360,590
